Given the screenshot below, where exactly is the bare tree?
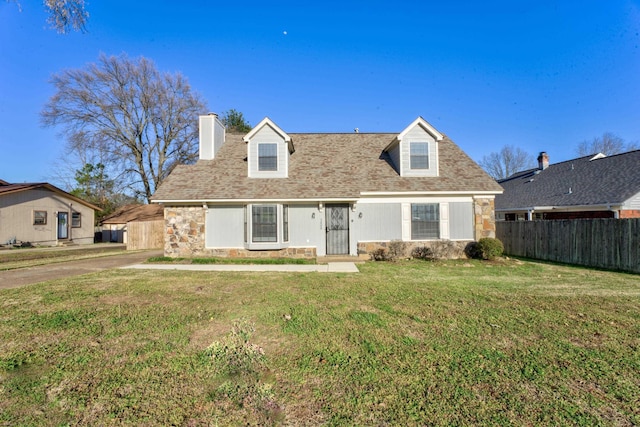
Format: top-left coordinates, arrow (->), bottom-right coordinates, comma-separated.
576,132 -> 638,156
479,145 -> 536,180
8,0 -> 89,33
42,53 -> 207,202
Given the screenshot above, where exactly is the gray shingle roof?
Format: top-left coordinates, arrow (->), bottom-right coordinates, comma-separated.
152,133 -> 502,202
496,150 -> 640,210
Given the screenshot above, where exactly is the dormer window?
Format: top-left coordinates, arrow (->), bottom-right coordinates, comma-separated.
244,117 -> 294,179
410,142 -> 429,170
383,117 -> 443,177
258,143 -> 278,171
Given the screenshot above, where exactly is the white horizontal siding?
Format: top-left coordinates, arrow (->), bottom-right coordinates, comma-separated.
205,205 -> 245,248
247,125 -> 288,178
449,202 -> 474,240
288,204 -> 324,250
353,203 -> 402,242
623,192 -> 640,210
400,126 -> 438,177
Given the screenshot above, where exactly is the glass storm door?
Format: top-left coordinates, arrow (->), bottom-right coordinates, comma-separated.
326,204 -> 349,255
57,212 -> 69,239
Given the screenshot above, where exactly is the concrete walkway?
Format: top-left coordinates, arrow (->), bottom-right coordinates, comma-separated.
121,262 -> 360,273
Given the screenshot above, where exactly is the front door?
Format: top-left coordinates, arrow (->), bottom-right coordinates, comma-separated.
326,204 -> 349,255
57,212 -> 68,239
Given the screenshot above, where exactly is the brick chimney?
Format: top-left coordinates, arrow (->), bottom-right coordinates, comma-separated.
537,152 -> 549,170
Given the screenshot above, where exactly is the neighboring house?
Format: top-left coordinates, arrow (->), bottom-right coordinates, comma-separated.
99,204 -> 164,243
151,114 -> 503,258
496,150 -> 640,220
0,180 -> 100,246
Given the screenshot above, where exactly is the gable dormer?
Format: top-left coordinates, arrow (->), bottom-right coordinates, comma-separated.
243,117 -> 294,178
384,117 -> 443,177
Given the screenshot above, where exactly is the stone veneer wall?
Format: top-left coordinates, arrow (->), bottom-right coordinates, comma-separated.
164,206 -> 316,258
358,240 -> 472,259
165,206 -> 206,257
474,197 -> 496,239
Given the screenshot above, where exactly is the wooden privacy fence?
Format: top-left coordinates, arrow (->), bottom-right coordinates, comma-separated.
496,219 -> 640,273
126,220 -> 164,250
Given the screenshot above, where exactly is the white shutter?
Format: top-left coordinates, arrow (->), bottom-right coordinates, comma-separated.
440,202 -> 449,239
402,203 -> 411,241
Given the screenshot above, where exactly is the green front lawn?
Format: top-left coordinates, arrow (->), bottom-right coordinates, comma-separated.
0,259 -> 638,425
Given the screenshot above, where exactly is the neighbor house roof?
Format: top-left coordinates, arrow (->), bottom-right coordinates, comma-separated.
0,181 -> 102,211
496,150 -> 640,211
100,204 -> 164,225
152,133 -> 502,202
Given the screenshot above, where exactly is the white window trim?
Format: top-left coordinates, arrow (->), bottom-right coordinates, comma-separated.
258,143 -> 278,172
245,204 -> 290,250
409,142 -> 429,170
402,202 -> 447,241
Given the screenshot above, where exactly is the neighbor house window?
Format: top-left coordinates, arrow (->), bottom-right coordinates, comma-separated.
410,142 -> 429,169
72,212 -> 81,228
252,205 -> 277,242
258,143 -> 278,171
34,210 -> 47,225
411,203 -> 439,239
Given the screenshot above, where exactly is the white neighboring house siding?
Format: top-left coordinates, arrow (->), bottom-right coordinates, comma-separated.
622,192 -> 640,210
247,126 -> 288,178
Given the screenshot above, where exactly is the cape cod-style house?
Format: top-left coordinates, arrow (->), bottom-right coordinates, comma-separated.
151,115 -> 503,258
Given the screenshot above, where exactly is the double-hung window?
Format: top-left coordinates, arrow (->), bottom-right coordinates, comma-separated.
247,204 -> 290,247
410,142 -> 429,170
72,212 -> 81,228
258,143 -> 278,171
411,203 -> 439,239
34,210 -> 47,225
252,205 -> 277,242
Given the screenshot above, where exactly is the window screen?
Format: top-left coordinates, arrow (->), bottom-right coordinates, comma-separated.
252,205 -> 277,242
34,210 -> 47,225
411,204 -> 439,239
258,143 -> 278,171
410,142 -> 429,169
282,205 -> 289,242
72,212 -> 81,228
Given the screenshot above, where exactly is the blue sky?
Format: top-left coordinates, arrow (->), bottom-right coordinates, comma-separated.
1,1 -> 639,186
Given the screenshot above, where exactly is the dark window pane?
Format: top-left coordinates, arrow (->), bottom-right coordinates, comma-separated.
252,205 -> 277,242
411,203 -> 439,239
258,143 -> 278,171
34,210 -> 47,225
72,212 -> 81,228
410,142 -> 429,170
283,205 -> 289,242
